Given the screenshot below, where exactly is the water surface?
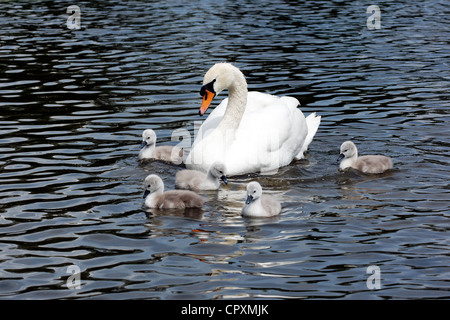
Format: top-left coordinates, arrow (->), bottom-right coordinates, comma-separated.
0,0 -> 449,299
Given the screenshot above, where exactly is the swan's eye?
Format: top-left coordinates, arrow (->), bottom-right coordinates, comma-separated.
253,190 -> 256,193
147,184 -> 151,188
200,79 -> 216,96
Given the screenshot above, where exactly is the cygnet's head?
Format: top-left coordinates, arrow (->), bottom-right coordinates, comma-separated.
209,162 -> 228,184
338,140 -> 358,162
141,129 -> 157,148
199,63 -> 246,116
245,181 -> 263,204
142,174 -> 164,199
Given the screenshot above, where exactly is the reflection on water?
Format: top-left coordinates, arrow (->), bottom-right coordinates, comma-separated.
0,0 -> 449,300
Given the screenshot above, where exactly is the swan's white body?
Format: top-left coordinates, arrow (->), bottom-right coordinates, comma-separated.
185,63 -> 320,176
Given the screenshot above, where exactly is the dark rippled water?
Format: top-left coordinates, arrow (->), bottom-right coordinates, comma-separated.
0,0 -> 449,300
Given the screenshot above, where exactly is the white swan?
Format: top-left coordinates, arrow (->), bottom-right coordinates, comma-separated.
241,181 -> 281,218
139,129 -> 183,164
185,63 -> 321,176
142,174 -> 204,209
338,141 -> 393,174
175,162 -> 228,191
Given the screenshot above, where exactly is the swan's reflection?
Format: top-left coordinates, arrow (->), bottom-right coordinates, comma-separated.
144,207 -> 204,220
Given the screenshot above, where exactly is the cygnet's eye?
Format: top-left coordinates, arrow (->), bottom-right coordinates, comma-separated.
147,184 -> 151,188
253,190 -> 256,193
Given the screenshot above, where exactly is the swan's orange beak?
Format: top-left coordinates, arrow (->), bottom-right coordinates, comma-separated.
199,90 -> 215,116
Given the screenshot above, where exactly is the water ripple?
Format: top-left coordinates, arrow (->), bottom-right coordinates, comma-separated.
0,0 -> 449,300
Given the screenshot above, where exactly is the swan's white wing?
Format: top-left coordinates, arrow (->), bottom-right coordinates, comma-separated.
225,92 -> 308,174
296,112 -> 321,159
187,91 -> 317,175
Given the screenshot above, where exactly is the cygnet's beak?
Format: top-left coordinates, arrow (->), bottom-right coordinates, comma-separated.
337,153 -> 345,163
220,175 -> 228,185
143,189 -> 150,199
140,141 -> 147,149
245,194 -> 253,205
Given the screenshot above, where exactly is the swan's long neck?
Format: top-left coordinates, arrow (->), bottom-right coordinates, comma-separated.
146,185 -> 163,207
341,152 -> 358,170
139,142 -> 155,159
206,170 -> 220,188
217,69 -> 247,133
146,142 -> 155,153
349,149 -> 358,164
